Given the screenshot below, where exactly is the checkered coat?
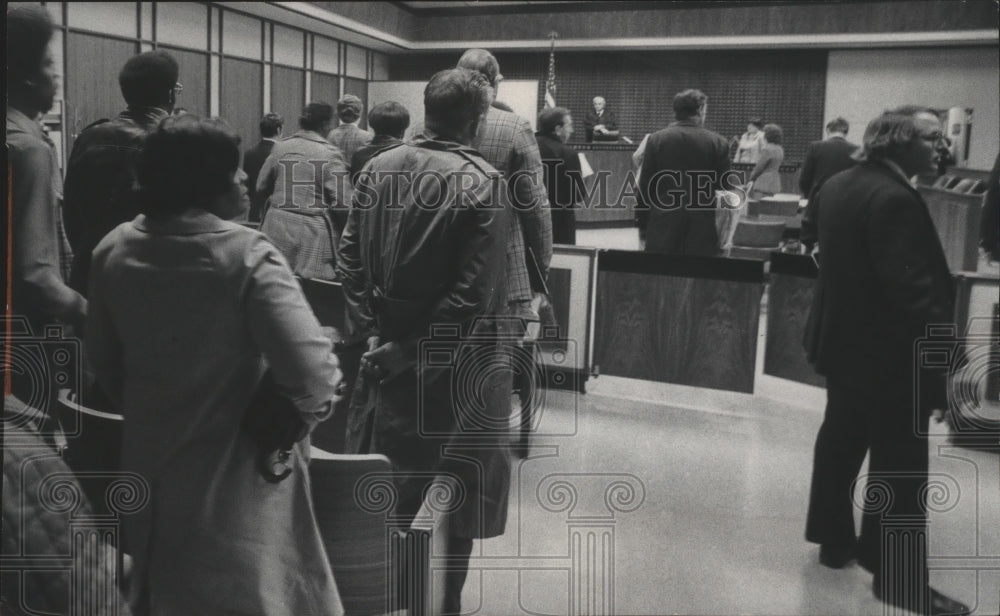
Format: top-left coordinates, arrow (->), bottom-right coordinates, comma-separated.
472,108 -> 553,303
327,123 -> 374,163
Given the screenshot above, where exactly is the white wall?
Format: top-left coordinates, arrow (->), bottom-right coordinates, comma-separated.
826,47 -> 999,170
369,79 -> 539,140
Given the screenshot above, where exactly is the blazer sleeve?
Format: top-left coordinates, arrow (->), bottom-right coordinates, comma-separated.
336,193 -> 376,340
11,138 -> 87,330
85,237 -> 124,412
510,117 -> 553,274
799,144 -> 817,196
244,236 -> 340,427
867,192 -> 954,332
427,174 -> 509,326
255,151 -> 278,203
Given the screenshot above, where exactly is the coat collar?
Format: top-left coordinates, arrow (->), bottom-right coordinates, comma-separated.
121,106 -> 170,128
669,119 -> 702,129
370,134 -> 399,146
409,128 -> 483,158
133,210 -> 232,235
286,130 -> 330,145
7,108 -> 44,138
864,159 -> 921,196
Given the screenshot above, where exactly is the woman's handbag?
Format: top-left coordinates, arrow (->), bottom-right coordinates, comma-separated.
242,371 -> 309,483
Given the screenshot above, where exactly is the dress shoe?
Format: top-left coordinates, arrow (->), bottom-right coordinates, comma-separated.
818,542 -> 857,569
873,580 -> 971,616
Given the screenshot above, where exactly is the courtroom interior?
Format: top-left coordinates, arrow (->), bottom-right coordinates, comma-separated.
3,2 -> 999,615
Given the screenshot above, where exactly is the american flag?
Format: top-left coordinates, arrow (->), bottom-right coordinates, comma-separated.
545,32 -> 557,108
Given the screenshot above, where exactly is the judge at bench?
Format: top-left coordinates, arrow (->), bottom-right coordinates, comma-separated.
584,96 -> 618,142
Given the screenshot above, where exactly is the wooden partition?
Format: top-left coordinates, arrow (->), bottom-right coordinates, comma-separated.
575,144 -> 636,227
271,66 -> 306,132
764,253 -> 825,387
593,251 -> 764,393
65,33 -> 137,151
161,46 -> 209,117
919,185 -> 985,272
221,57 -> 264,151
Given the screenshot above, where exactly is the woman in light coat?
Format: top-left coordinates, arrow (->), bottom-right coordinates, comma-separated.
87,115 -> 343,616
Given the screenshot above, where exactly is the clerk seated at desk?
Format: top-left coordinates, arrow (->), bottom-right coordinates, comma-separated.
584,96 -> 619,142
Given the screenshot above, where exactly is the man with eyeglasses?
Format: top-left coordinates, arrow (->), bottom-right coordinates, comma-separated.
803,106 -> 969,616
63,50 -> 182,294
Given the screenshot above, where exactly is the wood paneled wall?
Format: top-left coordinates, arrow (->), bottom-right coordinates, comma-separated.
220,57 -> 264,151
65,33 -> 137,151
162,47 -> 209,117
271,67 -> 306,134
389,49 -> 826,161
312,72 -> 341,108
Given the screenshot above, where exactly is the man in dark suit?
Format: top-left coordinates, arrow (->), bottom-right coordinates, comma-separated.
804,107 -> 969,616
536,106 -> 584,245
637,89 -> 732,256
62,50 -> 180,293
799,117 -> 859,249
349,101 -> 409,186
244,112 -> 283,222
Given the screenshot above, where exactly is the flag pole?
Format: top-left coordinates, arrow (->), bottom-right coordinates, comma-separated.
545,31 -> 558,108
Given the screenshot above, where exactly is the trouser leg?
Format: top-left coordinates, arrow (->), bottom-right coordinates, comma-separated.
442,536 -> 474,616
805,381 -> 870,546
861,391 -> 930,610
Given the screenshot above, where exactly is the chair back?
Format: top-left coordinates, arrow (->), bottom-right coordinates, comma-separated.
309,447 -> 450,615
751,196 -> 800,217
300,278 -> 346,331
731,219 -> 787,248
310,449 -> 396,615
299,278 -> 355,453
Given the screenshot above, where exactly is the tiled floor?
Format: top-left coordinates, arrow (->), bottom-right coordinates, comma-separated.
457,379 -> 1000,615
450,228 -> 1000,615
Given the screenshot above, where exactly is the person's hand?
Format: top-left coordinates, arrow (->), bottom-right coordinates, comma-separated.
361,340 -> 414,384
594,124 -> 607,134
931,408 -> 948,424
331,365 -> 345,402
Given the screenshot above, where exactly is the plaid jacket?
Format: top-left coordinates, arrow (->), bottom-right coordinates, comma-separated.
473,108 -> 552,303
327,123 -> 373,162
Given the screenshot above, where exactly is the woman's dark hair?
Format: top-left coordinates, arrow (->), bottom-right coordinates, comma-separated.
762,123 -> 783,144
748,117 -> 764,129
137,115 -> 241,218
299,102 -> 334,132
368,101 -> 410,138
7,3 -> 54,91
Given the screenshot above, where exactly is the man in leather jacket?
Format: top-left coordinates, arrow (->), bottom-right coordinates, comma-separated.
62,50 -> 180,293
